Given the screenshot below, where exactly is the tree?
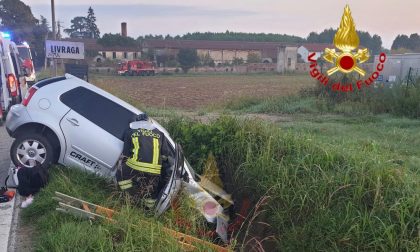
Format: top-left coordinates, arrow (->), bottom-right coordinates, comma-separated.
391,33 -> 420,52
199,53 -> 215,67
0,0 -> 37,42
232,57 -> 244,65
32,15 -> 50,66
247,53 -> 261,63
64,7 -> 100,38
64,16 -> 88,38
98,33 -> 137,47
177,48 -> 199,73
408,33 -> 420,50
86,7 -> 100,38
180,31 -> 304,43
392,35 -> 410,50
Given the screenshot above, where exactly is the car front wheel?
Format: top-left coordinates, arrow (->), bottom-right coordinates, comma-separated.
10,134 -> 54,169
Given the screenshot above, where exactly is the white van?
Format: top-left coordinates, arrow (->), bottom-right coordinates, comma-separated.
17,42 -> 36,86
0,32 -> 24,121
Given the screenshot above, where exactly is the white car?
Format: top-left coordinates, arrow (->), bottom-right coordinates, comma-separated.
5,74 -> 228,240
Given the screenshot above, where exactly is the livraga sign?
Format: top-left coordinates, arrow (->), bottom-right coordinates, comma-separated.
46,40 -> 84,60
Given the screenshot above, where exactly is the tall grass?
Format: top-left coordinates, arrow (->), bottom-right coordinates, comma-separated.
164,116 -> 420,251
22,167 -> 219,251
224,81 -> 420,119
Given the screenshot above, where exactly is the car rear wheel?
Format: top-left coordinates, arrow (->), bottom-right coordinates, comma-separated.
10,133 -> 54,169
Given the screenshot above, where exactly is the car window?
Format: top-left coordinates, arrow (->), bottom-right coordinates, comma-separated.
60,86 -> 136,140
17,47 -> 30,59
10,53 -> 21,76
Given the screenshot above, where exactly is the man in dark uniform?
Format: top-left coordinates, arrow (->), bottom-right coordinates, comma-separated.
116,113 -> 174,208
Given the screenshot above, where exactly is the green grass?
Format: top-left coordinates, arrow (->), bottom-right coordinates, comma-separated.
279,114 -> 420,162
223,84 -> 420,119
223,96 -> 326,114
164,116 -> 420,251
22,167 -> 220,252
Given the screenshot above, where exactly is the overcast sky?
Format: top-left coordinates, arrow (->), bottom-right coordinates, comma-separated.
26,0 -> 420,49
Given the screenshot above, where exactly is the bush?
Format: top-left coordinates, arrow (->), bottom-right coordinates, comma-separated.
177,49 -> 199,73
312,74 -> 420,118
164,116 -> 420,251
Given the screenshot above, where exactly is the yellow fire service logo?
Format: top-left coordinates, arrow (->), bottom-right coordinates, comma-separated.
308,5 -> 387,92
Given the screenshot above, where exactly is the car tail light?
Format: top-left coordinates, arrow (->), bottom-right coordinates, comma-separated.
7,74 -> 17,96
22,86 -> 38,106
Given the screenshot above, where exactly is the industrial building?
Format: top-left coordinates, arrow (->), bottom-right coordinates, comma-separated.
64,22 -> 301,73
373,53 -> 420,82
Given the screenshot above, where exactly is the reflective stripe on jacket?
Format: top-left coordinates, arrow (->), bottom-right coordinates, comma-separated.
123,127 -> 165,175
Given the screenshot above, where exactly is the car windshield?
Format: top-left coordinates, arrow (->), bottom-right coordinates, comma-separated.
17,47 -> 30,60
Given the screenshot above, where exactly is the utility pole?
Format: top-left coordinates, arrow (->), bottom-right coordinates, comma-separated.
51,0 -> 57,76
51,0 -> 56,40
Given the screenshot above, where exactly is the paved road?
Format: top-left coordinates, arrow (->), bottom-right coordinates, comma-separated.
0,124 -> 13,185
0,124 -> 17,252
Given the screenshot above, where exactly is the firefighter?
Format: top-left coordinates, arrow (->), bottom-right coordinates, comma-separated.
117,113 -> 174,209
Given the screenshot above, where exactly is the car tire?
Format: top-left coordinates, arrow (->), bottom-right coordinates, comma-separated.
10,133 -> 54,169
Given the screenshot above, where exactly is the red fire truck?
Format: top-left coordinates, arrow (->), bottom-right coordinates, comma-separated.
117,60 -> 155,76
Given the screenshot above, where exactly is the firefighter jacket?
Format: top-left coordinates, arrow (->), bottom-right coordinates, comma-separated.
122,126 -> 172,175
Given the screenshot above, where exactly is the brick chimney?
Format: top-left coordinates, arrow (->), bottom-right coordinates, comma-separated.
121,22 -> 127,37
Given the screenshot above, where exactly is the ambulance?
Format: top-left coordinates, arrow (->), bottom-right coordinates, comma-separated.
0,32 -> 24,122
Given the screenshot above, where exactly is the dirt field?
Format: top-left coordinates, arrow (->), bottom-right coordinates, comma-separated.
91,74 -> 314,110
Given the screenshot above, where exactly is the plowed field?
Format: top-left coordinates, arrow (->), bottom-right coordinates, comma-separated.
92,74 -> 314,109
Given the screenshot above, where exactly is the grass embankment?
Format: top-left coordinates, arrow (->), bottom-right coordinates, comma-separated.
21,167 -> 216,251
164,116 -> 419,251
224,84 -> 420,119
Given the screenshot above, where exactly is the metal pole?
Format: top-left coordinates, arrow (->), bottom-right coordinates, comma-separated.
51,0 -> 57,76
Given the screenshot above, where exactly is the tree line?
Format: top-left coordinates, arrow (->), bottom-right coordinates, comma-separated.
0,0 -> 100,66
0,0 -> 50,66
2,0 -> 419,70
391,33 -> 420,52
307,28 -> 383,56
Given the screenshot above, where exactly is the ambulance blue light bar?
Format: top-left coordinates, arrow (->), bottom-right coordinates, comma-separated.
1,32 -> 11,39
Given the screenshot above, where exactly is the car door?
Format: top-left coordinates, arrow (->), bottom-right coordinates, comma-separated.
0,51 -> 7,112
59,86 -> 136,176
0,41 -> 10,111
